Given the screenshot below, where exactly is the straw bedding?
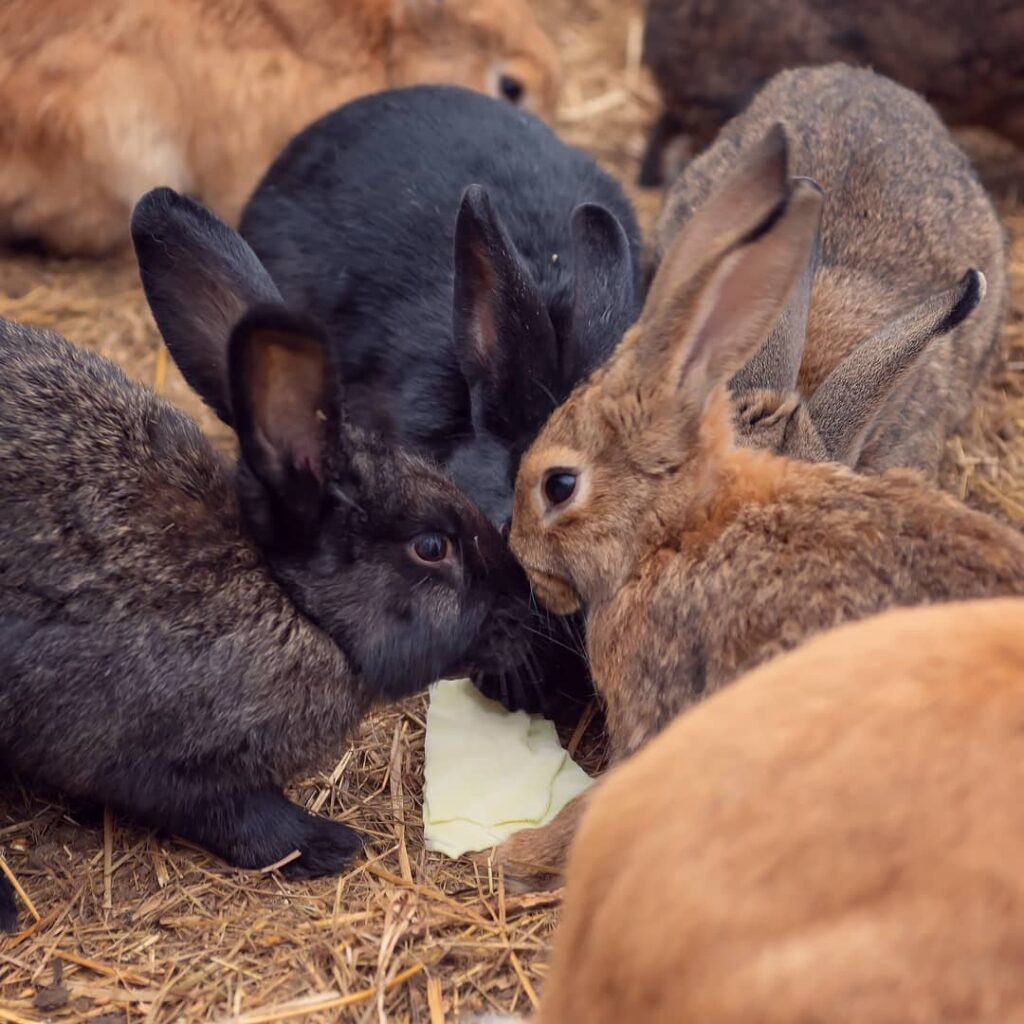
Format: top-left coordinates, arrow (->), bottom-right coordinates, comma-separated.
1,0 -> 1023,1020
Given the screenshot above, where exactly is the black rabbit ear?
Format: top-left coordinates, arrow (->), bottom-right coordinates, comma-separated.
453,185 -> 558,438
131,188 -> 283,426
229,306 -> 331,530
566,203 -> 640,384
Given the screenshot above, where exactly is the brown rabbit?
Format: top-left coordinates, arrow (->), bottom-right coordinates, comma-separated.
494,127 -> 1024,885
655,65 -> 1007,479
503,599 -> 1024,1024
0,0 -> 559,255
639,0 -> 1024,186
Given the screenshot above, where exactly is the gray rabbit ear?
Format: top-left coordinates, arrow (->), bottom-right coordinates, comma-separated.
453,184 -> 558,439
131,188 -> 283,426
565,203 -> 641,384
805,269 -> 986,466
730,177 -> 821,395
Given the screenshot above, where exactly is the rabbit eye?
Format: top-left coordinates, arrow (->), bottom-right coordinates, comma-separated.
499,74 -> 525,104
543,471 -> 577,508
410,532 -> 451,564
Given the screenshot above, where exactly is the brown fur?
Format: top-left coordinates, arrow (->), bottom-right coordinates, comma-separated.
498,131 -> 1024,885
655,66 -> 1007,478
641,0 -> 1024,176
0,0 -> 559,255
530,599 -> 1024,1024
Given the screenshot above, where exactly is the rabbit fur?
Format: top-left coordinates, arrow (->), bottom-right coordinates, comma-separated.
241,84 -> 644,713
508,599 -> 1024,1024
655,65 -> 1007,479
495,127 -> 1024,886
640,0 -> 1024,186
0,0 -> 559,255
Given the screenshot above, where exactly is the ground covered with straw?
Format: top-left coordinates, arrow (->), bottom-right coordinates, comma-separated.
2,0 -> 1024,1020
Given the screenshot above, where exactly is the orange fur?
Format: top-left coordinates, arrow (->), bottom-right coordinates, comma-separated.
535,599 -> 1024,1023
0,0 -> 559,255
498,133 -> 1024,887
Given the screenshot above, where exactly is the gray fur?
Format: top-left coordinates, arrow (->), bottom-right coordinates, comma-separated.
657,65 -> 1007,478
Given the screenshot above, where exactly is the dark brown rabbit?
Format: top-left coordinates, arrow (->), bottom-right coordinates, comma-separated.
654,65 -> 1006,479
640,0 -> 1024,186
494,128 -> 1024,886
0,188 -> 531,931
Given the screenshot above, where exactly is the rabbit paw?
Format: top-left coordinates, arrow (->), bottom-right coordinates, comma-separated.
279,816 -> 364,879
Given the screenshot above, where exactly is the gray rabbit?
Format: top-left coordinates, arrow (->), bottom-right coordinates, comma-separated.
654,65 -> 1006,477
0,188 -> 532,930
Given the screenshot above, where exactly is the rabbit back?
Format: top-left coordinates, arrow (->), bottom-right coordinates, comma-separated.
540,599 -> 1024,1024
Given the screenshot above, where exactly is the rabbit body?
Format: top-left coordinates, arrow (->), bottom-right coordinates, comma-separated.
536,599 -> 1024,1024
499,128 -> 1024,882
0,0 -> 559,255
656,66 -> 1006,478
641,0 -> 1024,184
0,319 -> 366,874
0,185 -> 532,931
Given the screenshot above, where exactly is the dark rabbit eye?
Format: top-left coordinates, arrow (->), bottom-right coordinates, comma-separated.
410,532 -> 451,564
499,74 -> 525,104
544,471 -> 577,507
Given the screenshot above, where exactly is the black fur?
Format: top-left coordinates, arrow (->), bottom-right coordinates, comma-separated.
0,873 -> 16,933
240,84 -> 644,714
0,191 -> 533,922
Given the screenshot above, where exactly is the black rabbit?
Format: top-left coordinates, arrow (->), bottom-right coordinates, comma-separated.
240,84 -> 643,714
0,188 -> 532,931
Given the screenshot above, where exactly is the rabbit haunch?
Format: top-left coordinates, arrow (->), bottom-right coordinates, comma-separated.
0,188 -> 532,932
496,126 -> 1024,887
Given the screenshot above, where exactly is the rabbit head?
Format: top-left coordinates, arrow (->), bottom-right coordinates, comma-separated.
510,128 -> 823,614
389,0 -> 561,120
450,184 -> 639,530
132,187 -> 533,698
732,238 -> 987,468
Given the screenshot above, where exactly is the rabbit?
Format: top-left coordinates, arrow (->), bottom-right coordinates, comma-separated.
0,187 -> 533,934
639,0 -> 1024,187
653,65 -> 1007,480
240,84 -> 644,714
493,126 -> 1024,886
0,0 -> 559,256
505,598 -> 1024,1024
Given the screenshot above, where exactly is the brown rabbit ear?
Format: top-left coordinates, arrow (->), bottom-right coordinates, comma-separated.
229,307 -> 332,530
639,179 -> 824,422
805,269 -> 986,466
642,124 -> 790,323
730,177 -> 821,395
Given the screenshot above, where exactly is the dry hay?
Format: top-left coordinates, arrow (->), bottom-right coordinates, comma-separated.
1,0 -> 1023,1020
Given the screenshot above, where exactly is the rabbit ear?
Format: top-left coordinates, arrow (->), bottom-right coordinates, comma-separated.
453,185 -> 559,438
565,203 -> 639,384
730,178 -> 821,395
131,188 -> 283,426
642,124 -> 791,324
638,178 -> 824,421
805,269 -> 986,466
229,306 -> 331,530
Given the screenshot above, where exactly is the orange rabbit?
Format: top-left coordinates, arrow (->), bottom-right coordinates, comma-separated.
0,0 -> 559,255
